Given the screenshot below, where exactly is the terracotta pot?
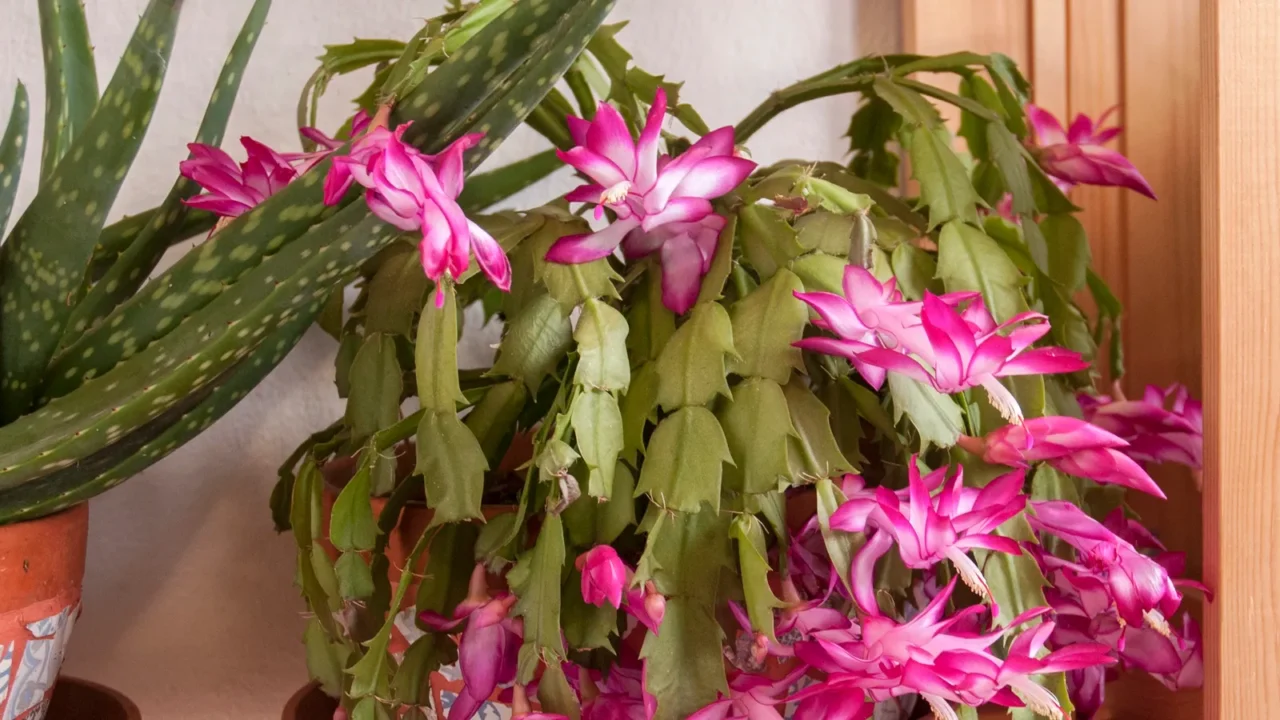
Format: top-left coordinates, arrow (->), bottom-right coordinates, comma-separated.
46,677 -> 140,720
0,504 -> 88,719
282,681 -> 336,720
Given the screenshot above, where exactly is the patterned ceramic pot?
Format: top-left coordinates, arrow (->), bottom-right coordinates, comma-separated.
0,504 -> 88,720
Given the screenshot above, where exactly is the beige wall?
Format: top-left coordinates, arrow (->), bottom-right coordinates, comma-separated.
0,1 -> 865,717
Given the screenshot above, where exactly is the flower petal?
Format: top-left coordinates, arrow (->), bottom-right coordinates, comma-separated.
546,217 -> 639,264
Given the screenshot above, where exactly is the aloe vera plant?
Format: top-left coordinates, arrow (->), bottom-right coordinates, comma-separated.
275,16 -> 1207,720
0,0 -> 620,524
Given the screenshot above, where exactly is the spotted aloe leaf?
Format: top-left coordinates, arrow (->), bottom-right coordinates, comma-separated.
43,0 -> 611,406
0,84 -> 28,236
61,0 -> 273,349
91,205 -> 216,265
0,309 -> 312,524
37,0 -> 99,179
0,0 -> 182,421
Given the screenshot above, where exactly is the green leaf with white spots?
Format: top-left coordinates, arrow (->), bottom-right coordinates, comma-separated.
574,299 -> 630,392
0,208 -> 396,492
0,306 -> 313,524
38,0 -> 99,179
719,377 -> 796,495
727,268 -> 807,383
635,406 -> 731,512
509,513 -> 566,683
571,390 -> 624,498
61,0 -> 273,350
415,409 -> 487,525
655,302 -> 736,411
0,0 -> 183,420
936,220 -> 1029,323
0,83 -> 29,236
491,292 -> 573,391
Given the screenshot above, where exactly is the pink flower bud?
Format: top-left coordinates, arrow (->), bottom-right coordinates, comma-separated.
576,545 -> 627,609
643,581 -> 666,628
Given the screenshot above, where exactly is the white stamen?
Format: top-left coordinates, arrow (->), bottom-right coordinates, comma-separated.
982,377 -> 1025,424
1144,608 -> 1173,637
947,548 -> 990,599
923,694 -> 960,720
600,181 -> 631,205
1011,678 -> 1063,720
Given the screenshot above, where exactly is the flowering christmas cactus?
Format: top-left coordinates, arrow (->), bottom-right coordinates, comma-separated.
265,5 -> 1208,720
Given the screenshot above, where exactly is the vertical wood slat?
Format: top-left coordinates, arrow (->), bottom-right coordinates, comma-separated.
1030,0 -> 1068,118
1201,1 -> 1280,718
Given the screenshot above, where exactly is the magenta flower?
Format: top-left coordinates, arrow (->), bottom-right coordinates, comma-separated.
571,663 -> 652,720
847,460 -> 1026,613
688,668 -> 807,720
577,545 -> 628,609
284,109 -> 374,175
623,581 -> 666,634
1028,501 -> 1191,634
1026,104 -> 1156,199
419,564 -> 522,720
323,127 -> 511,301
1080,383 -> 1203,471
789,682 -> 873,720
960,415 -> 1167,499
859,293 -> 1087,422
180,137 -> 298,218
727,578 -> 847,662
793,266 -> 978,390
545,89 -> 756,314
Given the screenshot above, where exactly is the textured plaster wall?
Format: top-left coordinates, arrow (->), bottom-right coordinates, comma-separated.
0,1 -> 893,717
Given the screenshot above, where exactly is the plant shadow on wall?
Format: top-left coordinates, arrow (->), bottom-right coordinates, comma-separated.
224,6 -> 1208,720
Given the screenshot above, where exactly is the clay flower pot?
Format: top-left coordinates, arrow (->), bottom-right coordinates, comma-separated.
46,677 -> 140,720
0,504 -> 88,719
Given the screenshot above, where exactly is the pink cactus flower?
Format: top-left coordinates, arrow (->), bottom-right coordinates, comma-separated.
284,109 -> 374,175
960,415 -> 1167,499
789,682 -> 873,720
323,128 -> 511,301
1026,104 -> 1156,199
727,577 -> 847,662
419,564 -> 522,720
623,581 -> 666,634
856,293 -> 1087,423
545,89 -> 756,314
577,545 -> 628,609
570,663 -> 652,720
1079,383 -> 1203,471
688,667 -> 808,720
846,460 -> 1027,614
1028,501 -> 1194,635
793,266 -> 979,390
180,137 -> 298,218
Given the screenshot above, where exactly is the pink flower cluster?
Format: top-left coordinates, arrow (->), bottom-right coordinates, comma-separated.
1027,502 -> 1208,717
544,89 -> 757,314
795,266 -> 1088,422
1079,383 -> 1203,472
1026,105 -> 1156,199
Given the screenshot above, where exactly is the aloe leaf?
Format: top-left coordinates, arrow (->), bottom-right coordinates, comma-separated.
0,83 -> 29,236
45,0 -> 609,405
0,0 -> 182,421
62,0 -> 273,350
457,148 -> 563,212
38,0 -> 99,179
0,309 -> 312,524
91,205 -> 216,263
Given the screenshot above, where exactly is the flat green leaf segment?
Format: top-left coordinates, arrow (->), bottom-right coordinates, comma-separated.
38,0 -> 99,180
510,514 -> 566,683
61,0 -> 274,350
0,84 -> 29,237
0,0 -> 182,421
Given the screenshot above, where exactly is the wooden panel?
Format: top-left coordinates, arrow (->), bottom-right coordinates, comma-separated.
1201,1 -> 1280,718
1121,0 -> 1204,613
1030,0 -> 1068,117
1067,0 -> 1125,307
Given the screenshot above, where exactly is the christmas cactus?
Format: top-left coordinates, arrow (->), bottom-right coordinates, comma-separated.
275,16 -> 1207,720
0,0 -> 614,523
